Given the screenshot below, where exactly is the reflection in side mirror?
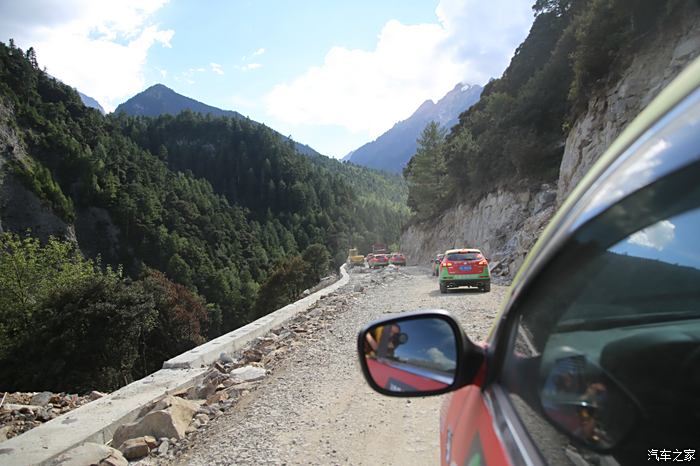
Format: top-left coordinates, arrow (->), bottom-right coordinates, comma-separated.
360,314 -> 458,395
540,352 -> 638,450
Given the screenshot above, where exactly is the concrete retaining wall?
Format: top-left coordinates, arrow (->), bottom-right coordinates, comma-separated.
0,265 -> 349,465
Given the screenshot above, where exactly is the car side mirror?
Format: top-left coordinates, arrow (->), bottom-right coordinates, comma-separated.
357,310 -> 484,397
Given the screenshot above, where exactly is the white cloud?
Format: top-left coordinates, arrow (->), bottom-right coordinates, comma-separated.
426,347 -> 455,371
265,0 -> 532,139
628,220 -> 676,251
0,0 -> 172,112
252,47 -> 265,56
236,63 -> 262,72
210,62 -> 224,75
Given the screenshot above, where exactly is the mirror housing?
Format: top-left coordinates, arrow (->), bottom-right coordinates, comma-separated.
357,310 -> 485,397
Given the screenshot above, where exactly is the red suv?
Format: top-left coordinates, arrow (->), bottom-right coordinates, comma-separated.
358,63 -> 700,466
369,254 -> 389,268
389,253 -> 406,266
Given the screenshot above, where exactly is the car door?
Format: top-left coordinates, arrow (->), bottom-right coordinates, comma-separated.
441,386 -> 510,466
479,82 -> 700,465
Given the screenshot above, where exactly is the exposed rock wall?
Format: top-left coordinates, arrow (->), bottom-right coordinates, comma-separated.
0,99 -> 76,243
401,185 -> 556,279
401,6 -> 700,279
558,4 -> 700,204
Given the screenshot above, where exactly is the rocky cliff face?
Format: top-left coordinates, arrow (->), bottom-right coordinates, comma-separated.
401,7 -> 700,279
558,4 -> 700,204
0,100 -> 77,243
0,100 -> 126,258
401,185 -> 556,279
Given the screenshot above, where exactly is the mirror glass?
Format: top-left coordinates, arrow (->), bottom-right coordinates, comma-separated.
540,352 -> 637,450
363,317 -> 457,393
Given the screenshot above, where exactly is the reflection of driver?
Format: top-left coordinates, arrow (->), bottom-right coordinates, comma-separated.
365,324 -> 403,359
576,382 -> 608,444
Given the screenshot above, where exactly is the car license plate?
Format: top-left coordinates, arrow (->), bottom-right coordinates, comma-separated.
459,265 -> 471,271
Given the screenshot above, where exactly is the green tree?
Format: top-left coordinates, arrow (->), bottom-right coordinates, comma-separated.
251,256 -> 310,320
301,243 -> 331,283
0,275 -> 157,392
0,232 -> 102,356
404,122 -> 447,220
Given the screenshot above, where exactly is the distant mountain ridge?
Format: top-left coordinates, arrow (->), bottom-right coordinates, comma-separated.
78,91 -> 105,114
115,84 -> 320,157
345,83 -> 483,173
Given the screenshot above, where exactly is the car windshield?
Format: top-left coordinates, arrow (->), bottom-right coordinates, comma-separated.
446,253 -> 480,261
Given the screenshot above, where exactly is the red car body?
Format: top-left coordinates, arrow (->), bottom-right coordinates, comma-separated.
389,253 -> 406,266
366,358 -> 449,392
369,254 -> 389,268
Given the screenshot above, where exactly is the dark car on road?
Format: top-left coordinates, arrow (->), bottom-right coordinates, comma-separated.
358,58 -> 700,466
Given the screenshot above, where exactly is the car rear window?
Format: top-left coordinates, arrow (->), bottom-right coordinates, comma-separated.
446,253 -> 481,261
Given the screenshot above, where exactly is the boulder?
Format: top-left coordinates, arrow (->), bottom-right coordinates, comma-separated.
49,442 -> 127,466
118,437 -> 151,460
0,425 -> 13,442
186,380 -> 217,400
205,390 -> 229,405
157,439 -> 170,455
112,396 -> 198,447
229,365 -> 267,384
89,390 -> 107,401
219,352 -> 234,364
30,391 -> 53,406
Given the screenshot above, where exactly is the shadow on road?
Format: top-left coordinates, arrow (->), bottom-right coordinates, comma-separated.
427,287 -> 487,297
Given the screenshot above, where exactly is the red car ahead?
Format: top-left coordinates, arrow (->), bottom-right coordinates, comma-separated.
358,65 -> 700,466
389,252 -> 406,266
368,254 -> 389,268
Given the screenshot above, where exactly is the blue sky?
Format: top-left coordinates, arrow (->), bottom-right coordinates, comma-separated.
1,0 -> 534,158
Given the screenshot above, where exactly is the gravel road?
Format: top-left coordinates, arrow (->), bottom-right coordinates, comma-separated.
159,266 -> 506,466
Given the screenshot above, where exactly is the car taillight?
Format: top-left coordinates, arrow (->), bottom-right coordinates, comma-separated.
478,259 -> 488,266
446,262 -> 453,267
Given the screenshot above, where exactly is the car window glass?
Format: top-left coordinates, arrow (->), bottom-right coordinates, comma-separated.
446,253 -> 481,261
500,161 -> 700,466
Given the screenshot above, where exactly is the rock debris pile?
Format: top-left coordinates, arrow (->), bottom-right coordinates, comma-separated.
0,390 -> 105,443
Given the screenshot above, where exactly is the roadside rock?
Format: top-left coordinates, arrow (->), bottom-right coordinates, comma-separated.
49,442 -> 127,466
229,366 -> 267,384
0,425 -> 12,442
157,438 -> 170,456
89,390 -> 107,401
118,436 -> 152,460
30,391 -> 52,406
0,391 -> 96,440
112,396 -> 199,447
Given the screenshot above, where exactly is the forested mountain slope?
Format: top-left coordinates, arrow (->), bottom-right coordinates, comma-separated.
0,41 -> 407,392
116,84 -> 320,157
401,0 -> 700,274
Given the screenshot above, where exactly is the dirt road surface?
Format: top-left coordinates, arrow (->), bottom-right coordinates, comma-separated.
159,266 -> 506,466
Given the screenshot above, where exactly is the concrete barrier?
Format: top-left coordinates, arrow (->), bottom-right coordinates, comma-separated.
0,265 -> 349,465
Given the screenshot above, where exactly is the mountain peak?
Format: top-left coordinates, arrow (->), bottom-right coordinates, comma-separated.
114,84 -> 322,157
143,83 -> 172,93
415,99 -> 436,114
345,83 -> 482,173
